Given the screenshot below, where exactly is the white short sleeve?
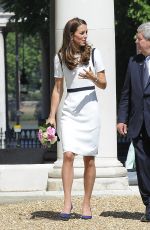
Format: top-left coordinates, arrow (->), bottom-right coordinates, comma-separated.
93,48 -> 105,73
54,54 -> 64,78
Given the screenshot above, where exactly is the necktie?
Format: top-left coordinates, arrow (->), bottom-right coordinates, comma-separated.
143,58 -> 150,88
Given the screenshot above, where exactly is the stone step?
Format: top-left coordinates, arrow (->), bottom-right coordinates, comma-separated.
0,164 -> 52,192
47,177 -> 129,191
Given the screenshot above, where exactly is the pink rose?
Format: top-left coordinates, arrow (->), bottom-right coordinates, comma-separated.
38,129 -> 43,142
47,127 -> 56,140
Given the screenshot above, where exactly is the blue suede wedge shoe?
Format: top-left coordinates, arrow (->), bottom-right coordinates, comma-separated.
59,212 -> 71,221
81,215 -> 92,220
59,205 -> 73,221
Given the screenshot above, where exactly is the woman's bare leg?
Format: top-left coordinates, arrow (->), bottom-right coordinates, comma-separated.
61,151 -> 75,213
82,156 -> 96,215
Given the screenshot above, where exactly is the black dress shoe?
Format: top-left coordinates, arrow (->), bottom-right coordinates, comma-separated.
146,205 -> 150,214
140,214 -> 150,222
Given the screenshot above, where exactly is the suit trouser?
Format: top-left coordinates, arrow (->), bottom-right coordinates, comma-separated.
133,125 -> 150,206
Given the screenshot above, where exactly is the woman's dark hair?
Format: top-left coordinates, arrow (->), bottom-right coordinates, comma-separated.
59,17 -> 91,70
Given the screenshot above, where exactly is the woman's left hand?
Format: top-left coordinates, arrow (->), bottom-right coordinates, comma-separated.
79,67 -> 107,89
79,67 -> 95,81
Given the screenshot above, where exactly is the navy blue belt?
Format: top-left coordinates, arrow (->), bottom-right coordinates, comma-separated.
67,86 -> 95,93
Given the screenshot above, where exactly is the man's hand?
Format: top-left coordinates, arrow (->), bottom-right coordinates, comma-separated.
117,123 -> 128,136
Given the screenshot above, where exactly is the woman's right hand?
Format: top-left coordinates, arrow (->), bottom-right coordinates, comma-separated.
46,117 -> 56,128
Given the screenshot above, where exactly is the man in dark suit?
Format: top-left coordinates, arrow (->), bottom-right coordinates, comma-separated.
117,22 -> 150,222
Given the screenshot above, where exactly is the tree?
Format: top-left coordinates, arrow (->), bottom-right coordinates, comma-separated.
1,0 -> 52,119
128,0 -> 150,23
6,33 -> 41,98
114,0 -> 150,104
0,0 -> 50,34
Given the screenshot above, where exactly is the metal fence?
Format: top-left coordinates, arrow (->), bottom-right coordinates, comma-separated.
0,128 -> 41,149
0,128 -> 57,164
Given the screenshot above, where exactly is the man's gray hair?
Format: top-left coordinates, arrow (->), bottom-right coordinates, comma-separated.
137,22 -> 150,40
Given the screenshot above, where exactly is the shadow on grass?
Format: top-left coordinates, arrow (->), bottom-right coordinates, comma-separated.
31,211 -> 81,221
100,211 -> 143,220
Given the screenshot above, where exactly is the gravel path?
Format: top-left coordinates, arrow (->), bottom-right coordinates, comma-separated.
0,195 -> 149,230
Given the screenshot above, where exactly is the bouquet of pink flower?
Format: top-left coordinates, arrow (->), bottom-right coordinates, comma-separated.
38,123 -> 59,148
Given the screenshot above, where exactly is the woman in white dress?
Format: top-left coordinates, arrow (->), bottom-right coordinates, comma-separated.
47,17 -> 106,220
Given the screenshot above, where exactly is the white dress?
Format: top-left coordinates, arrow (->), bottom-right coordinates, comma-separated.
54,48 -> 105,156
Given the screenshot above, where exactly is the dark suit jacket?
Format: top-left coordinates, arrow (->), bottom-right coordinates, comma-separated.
118,54 -> 150,138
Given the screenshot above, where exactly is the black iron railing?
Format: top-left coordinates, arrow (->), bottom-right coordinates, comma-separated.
0,127 -> 58,164
0,128 -> 41,149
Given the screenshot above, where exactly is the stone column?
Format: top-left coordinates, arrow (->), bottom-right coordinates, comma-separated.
0,12 -> 12,147
0,28 -> 6,147
48,0 -> 128,191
